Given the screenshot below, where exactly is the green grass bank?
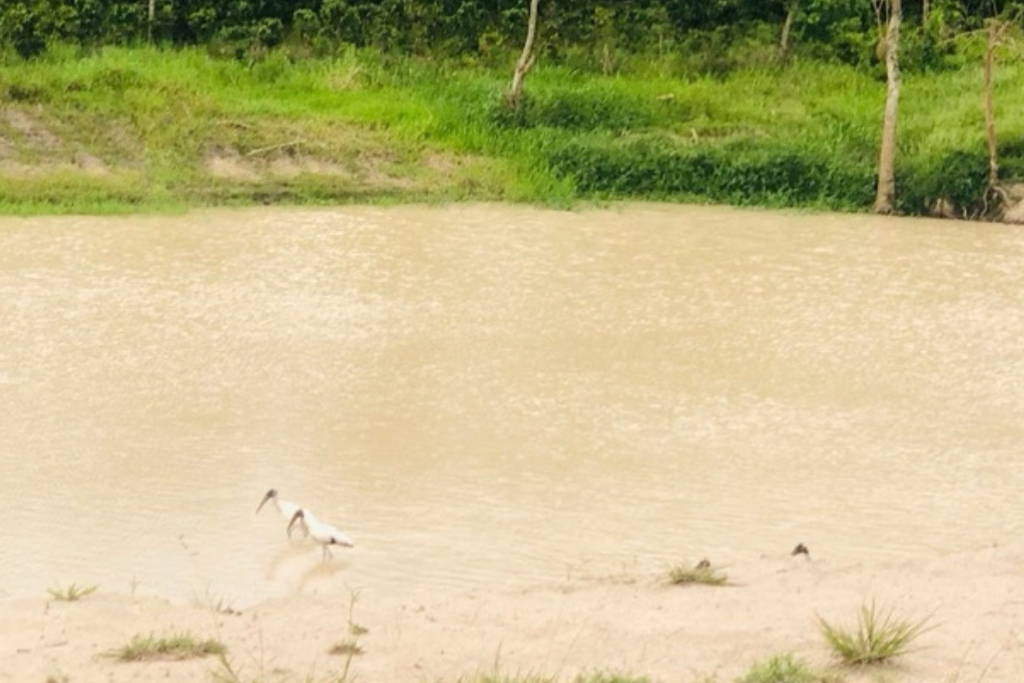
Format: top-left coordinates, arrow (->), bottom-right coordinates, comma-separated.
1,44 -> 1022,215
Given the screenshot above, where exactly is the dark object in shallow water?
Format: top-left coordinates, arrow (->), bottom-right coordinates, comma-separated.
791,543 -> 809,557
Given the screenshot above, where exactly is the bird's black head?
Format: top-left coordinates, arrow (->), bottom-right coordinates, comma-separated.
256,488 -> 279,513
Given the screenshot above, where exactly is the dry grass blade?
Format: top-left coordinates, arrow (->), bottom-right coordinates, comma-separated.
818,601 -> 933,665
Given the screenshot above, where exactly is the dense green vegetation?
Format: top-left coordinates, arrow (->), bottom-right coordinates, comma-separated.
2,1 -> 1020,63
1,1 -> 1023,215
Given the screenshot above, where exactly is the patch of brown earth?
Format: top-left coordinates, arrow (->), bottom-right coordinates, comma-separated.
204,148 -> 262,182
2,107 -> 62,150
72,151 -> 109,175
266,156 -> 351,178
204,144 -> 418,188
0,107 -> 110,176
998,183 -> 1024,223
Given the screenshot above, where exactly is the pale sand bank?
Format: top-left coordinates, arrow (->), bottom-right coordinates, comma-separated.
4,543 -> 1024,682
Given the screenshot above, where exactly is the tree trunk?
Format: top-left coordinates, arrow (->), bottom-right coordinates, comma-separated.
779,1 -> 798,58
873,0 -> 902,214
983,22 -> 1000,190
922,0 -> 929,25
148,0 -> 156,42
507,0 -> 541,109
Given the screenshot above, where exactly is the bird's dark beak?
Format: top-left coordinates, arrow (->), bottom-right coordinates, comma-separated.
256,492 -> 272,514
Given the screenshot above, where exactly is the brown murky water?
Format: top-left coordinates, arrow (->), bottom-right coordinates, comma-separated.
1,204 -> 1022,606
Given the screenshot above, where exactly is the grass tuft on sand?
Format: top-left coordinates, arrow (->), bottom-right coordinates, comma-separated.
108,632 -> 226,661
575,673 -> 650,683
668,561 -> 728,586
468,675 -> 555,683
328,639 -> 364,656
47,583 -> 97,601
818,601 -> 933,666
736,653 -> 845,683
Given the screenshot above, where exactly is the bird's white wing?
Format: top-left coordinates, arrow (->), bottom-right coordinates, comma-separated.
327,523 -> 354,547
336,530 -> 355,547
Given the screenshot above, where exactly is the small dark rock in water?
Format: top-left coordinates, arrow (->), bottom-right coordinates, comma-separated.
791,543 -> 809,557
695,558 -> 711,570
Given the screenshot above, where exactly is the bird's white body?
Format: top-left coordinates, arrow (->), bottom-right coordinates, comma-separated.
288,509 -> 354,560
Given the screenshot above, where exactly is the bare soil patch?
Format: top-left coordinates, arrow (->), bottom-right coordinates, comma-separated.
4,544 -> 1024,682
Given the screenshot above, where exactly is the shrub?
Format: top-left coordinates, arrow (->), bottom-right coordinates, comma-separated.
548,136 -> 874,209
492,90 -> 654,132
898,149 -> 989,216
818,601 -> 932,666
737,654 -> 842,683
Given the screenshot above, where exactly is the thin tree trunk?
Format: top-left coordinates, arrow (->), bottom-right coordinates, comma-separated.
780,1 -> 798,58
922,0 -> 929,25
507,0 -> 541,109
148,0 -> 156,42
873,0 -> 902,214
983,21 -> 1000,190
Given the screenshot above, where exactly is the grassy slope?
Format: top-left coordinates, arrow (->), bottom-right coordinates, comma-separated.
0,44 -> 1021,214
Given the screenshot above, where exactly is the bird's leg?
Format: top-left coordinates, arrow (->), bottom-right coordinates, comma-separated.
322,544 -> 333,561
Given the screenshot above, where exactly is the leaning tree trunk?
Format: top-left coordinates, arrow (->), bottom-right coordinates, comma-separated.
873,0 -> 902,214
779,1 -> 798,59
507,0 -> 541,109
983,21 -> 1001,191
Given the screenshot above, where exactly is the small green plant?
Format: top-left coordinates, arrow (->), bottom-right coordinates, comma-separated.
575,672 -> 650,683
47,583 -> 97,601
195,589 -> 241,616
471,675 -> 555,683
328,639 -> 364,656
736,654 -> 844,683
668,561 -> 728,586
818,601 -> 933,666
108,632 -> 226,661
344,587 -> 368,635
210,653 -> 243,683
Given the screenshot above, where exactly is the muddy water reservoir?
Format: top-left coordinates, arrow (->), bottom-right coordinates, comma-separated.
1,204 -> 1021,605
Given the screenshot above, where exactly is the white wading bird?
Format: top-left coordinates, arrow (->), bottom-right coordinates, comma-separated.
256,488 -> 309,538
288,508 -> 354,560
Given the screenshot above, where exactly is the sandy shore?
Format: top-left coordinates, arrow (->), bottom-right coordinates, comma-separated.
4,543 -> 1024,683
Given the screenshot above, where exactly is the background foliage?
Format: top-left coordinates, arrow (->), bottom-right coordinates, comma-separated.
2,0 -> 1023,63
2,1 -> 1023,216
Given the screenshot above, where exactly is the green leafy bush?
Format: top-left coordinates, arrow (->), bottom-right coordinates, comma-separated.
549,136 -> 874,209
491,90 -> 654,131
